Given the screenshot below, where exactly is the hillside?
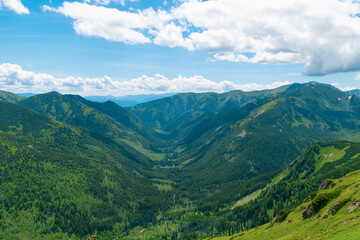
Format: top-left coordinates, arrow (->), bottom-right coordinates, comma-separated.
204,168 -> 360,240
1,83 -> 360,239
347,89 -> 360,97
0,90 -> 25,103
166,83 -> 360,199
86,140 -> 360,240
0,100 -> 170,239
218,140 -> 360,231
20,92 -> 162,161
128,85 -> 290,138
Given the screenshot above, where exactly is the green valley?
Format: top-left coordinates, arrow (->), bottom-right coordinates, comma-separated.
1,82 -> 360,239
3,1 -> 360,239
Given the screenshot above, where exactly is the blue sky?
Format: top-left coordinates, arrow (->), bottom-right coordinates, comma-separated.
1,0 -> 360,96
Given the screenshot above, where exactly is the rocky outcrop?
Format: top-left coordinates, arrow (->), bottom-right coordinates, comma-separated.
302,205 -> 314,219
318,179 -> 335,190
346,200 -> 360,213
328,201 -> 347,216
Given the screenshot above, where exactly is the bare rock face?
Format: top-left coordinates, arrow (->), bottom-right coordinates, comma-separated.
328,201 -> 347,216
318,179 -> 335,191
347,200 -> 360,213
302,205 -> 314,219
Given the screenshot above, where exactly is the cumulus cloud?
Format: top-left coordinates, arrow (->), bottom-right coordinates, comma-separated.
44,0 -> 360,76
0,63 -> 292,95
331,83 -> 356,91
84,0 -> 138,6
0,0 -> 29,14
43,2 -> 173,44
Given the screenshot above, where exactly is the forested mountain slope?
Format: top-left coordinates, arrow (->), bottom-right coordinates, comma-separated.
1,82 -> 360,239
20,92 -> 162,159
166,83 -> 360,199
0,90 -> 24,103
347,89 -> 360,97
0,100 -> 170,239
128,85 -> 290,137
205,168 -> 360,240
217,140 -> 360,231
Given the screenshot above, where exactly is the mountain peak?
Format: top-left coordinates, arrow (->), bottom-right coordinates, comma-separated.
46,91 -> 62,96
288,81 -> 338,90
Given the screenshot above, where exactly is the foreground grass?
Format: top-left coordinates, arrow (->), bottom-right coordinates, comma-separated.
204,169 -> 360,240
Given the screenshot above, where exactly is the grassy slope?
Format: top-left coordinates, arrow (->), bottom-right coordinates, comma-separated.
206,169 -> 360,240
0,90 -> 25,103
216,141 -> 360,233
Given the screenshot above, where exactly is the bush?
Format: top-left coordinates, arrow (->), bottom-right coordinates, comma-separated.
276,208 -> 292,222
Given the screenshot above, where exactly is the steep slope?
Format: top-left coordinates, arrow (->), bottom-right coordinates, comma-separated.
206,169 -> 360,240
222,141 -> 360,231
0,100 -> 169,239
173,83 -> 360,196
102,140 -> 360,240
347,89 -> 360,97
0,90 -> 25,103
20,92 -> 162,160
128,85 -> 290,137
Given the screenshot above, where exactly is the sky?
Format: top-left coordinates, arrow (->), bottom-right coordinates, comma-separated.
1,0 -> 360,96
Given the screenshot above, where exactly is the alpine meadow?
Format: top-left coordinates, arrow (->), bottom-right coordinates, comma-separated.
1,0 -> 360,240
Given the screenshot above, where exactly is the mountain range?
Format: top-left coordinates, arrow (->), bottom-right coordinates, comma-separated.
0,82 -> 360,239
84,93 -> 177,107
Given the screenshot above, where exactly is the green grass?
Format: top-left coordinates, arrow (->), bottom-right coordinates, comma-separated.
231,169 -> 289,210
122,139 -> 165,161
152,178 -> 175,191
208,170 -> 360,240
0,90 -> 25,103
314,146 -> 348,173
123,221 -> 180,240
231,189 -> 262,210
261,99 -> 278,111
341,129 -> 360,142
292,116 -> 313,128
154,183 -> 173,191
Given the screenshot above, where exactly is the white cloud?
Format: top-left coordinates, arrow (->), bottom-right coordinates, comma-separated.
84,0 -> 138,6
44,0 -> 360,76
43,2 -> 173,44
0,0 -> 29,14
213,53 -> 249,63
0,63 -> 292,96
331,83 -> 356,91
152,22 -> 194,49
355,73 -> 360,80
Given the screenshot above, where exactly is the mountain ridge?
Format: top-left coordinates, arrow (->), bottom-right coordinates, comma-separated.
1,81 -> 360,239
19,91 -> 163,161
0,90 -> 25,103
